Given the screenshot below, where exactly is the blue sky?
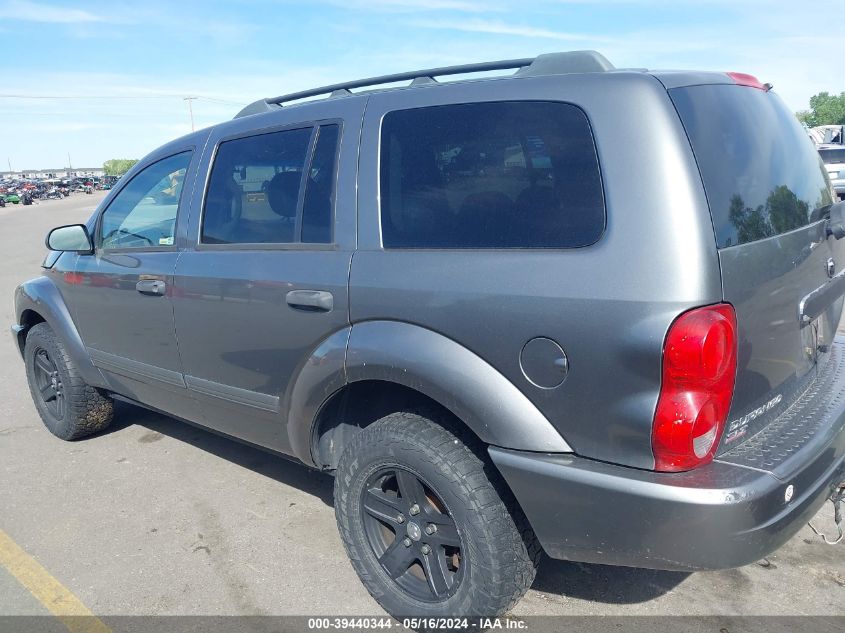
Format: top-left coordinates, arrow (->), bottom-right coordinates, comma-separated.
0,0 -> 838,169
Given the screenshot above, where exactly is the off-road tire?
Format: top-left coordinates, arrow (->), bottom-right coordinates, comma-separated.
334,412 -> 540,619
24,322 -> 113,440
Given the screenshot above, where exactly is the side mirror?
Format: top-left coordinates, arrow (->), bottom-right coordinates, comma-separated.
46,224 -> 93,253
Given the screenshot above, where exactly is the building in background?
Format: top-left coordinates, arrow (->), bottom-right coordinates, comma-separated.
0,167 -> 105,180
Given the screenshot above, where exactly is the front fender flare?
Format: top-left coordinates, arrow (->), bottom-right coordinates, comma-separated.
14,276 -> 104,387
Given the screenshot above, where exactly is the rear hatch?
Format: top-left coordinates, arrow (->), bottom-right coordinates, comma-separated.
670,82 -> 845,460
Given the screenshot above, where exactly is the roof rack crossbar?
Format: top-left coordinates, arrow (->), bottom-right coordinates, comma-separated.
265,57 -> 534,106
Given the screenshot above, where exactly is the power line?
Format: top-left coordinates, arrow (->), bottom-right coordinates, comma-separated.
0,94 -> 241,105
184,96 -> 197,132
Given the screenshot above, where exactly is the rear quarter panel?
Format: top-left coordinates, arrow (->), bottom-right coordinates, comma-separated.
351,72 -> 722,469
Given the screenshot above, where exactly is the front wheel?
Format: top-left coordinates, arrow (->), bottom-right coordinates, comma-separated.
334,412 -> 540,619
24,323 -> 113,440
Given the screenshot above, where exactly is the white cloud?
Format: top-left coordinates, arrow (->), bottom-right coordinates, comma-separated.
0,0 -> 838,167
412,18 -> 608,41
321,0 -> 503,12
0,0 -> 106,23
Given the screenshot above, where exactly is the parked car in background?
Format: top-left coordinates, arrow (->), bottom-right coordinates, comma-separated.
11,51 -> 845,620
810,125 -> 845,146
4,192 -> 20,204
820,145 -> 845,201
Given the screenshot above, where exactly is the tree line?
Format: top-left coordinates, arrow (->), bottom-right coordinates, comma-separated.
797,92 -> 845,127
102,159 -> 139,176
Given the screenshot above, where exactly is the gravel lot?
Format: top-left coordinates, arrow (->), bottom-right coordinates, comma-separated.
0,192 -> 842,620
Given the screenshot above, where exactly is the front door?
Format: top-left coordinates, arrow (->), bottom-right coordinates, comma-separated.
69,149 -> 199,419
173,98 -> 364,453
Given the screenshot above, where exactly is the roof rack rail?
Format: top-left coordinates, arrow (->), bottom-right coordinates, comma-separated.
235,50 -> 613,118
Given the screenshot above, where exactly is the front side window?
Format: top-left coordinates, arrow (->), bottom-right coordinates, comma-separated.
99,151 -> 192,249
201,124 -> 341,245
379,101 -> 605,248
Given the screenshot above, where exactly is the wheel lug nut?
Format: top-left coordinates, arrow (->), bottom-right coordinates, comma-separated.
421,545 -> 431,555
425,524 -> 436,535
396,514 -> 405,524
403,538 -> 412,547
409,504 -> 420,516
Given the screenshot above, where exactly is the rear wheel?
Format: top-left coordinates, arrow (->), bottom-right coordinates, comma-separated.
24,323 -> 113,440
334,412 -> 540,618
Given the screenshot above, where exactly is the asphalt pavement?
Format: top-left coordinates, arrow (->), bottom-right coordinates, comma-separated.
0,192 -> 842,621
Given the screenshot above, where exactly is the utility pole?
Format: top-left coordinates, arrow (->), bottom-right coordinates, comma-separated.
184,96 -> 197,132
67,152 -> 73,177
7,158 -> 11,175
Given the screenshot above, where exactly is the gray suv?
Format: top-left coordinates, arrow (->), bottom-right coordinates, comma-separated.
12,51 -> 845,619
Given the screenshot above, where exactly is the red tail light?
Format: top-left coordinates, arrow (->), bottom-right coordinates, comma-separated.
652,304 -> 737,472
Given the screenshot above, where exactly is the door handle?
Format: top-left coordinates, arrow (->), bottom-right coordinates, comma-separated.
136,279 -> 166,296
286,290 -> 333,312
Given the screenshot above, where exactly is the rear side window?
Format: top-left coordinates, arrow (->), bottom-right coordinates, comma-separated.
302,124 -> 339,243
202,123 -> 340,245
671,85 -> 833,248
379,101 -> 604,248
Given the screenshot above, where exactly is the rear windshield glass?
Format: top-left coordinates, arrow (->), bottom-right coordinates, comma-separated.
820,148 -> 845,165
670,85 -> 833,248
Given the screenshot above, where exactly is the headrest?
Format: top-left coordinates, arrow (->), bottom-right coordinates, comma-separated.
267,171 -> 302,218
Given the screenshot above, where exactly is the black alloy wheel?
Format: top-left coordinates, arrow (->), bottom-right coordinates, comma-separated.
334,411 -> 540,619
32,347 -> 65,420
361,466 -> 464,602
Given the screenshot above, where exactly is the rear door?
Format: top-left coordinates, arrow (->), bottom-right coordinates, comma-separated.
173,97 -> 363,454
670,83 -> 844,452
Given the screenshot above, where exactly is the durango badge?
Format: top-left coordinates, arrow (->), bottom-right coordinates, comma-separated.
725,394 -> 783,443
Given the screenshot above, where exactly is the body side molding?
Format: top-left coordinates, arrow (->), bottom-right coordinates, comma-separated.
185,375 -> 279,412
89,347 -> 186,388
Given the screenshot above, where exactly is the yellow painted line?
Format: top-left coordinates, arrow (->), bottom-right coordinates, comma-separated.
0,528 -> 112,633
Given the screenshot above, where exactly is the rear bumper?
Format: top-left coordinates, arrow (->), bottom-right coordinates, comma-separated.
491,339 -> 845,570
491,439 -> 845,570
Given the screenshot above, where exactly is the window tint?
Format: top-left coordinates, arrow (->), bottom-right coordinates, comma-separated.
671,85 -> 833,248
301,124 -> 339,243
379,101 -> 604,249
202,127 -> 312,244
100,152 -> 192,249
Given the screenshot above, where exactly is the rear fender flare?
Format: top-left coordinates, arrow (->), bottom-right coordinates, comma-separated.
342,321 -> 571,453
285,327 -> 351,465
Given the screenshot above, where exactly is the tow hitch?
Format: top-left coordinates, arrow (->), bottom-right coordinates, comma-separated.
808,481 -> 844,545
